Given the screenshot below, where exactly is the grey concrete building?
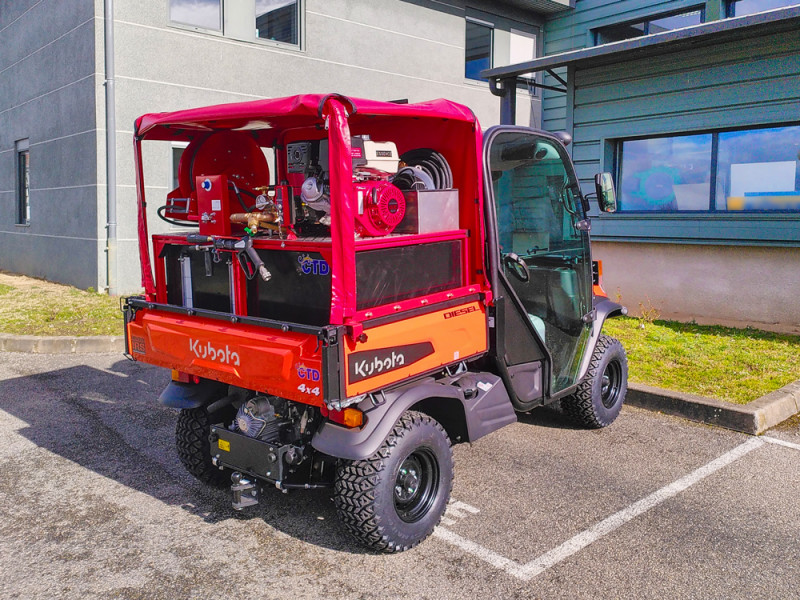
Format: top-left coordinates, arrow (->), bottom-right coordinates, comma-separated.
1,0 -> 570,293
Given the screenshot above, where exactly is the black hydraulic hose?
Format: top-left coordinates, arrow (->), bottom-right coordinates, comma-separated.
157,205 -> 196,227
230,181 -> 258,212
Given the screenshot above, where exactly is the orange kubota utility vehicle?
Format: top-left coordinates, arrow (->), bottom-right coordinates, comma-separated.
123,94 -> 627,552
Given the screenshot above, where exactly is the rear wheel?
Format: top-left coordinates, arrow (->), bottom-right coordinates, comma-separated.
334,411 -> 453,553
176,404 -> 235,487
561,334 -> 627,428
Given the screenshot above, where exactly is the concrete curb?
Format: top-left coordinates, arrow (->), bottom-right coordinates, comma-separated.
0,333 -> 124,354
627,381 -> 800,435
1,332 -> 797,434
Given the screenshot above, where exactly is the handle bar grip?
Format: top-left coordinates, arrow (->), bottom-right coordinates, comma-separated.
186,233 -> 212,244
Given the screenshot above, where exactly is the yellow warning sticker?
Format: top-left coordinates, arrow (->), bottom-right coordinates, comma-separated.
218,439 -> 231,452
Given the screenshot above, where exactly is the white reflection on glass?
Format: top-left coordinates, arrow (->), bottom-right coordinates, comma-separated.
717,126 -> 800,210
170,0 -> 221,30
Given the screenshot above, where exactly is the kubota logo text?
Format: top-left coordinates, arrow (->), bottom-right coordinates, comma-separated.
189,338 -> 240,366
354,352 -> 406,379
348,342 -> 434,383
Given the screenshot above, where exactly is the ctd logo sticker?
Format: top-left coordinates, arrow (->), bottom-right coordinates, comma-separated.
296,363 -> 321,381
201,178 -> 212,191
189,338 -> 240,366
298,254 -> 330,276
348,342 -> 434,383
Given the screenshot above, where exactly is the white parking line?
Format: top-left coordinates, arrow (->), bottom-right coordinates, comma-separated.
762,436 -> 800,452
435,438 -> 765,582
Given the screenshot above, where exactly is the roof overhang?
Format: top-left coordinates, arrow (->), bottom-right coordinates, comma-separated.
495,0 -> 574,15
483,6 -> 800,82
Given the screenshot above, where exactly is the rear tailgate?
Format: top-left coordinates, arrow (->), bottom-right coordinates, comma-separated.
125,307 -> 325,405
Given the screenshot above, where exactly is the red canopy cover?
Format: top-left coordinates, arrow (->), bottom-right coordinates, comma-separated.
133,94 -> 486,324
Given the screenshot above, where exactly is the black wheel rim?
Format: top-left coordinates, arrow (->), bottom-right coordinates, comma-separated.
600,359 -> 623,409
393,447 -> 439,523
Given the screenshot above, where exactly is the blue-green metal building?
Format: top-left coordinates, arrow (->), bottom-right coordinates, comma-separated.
487,1 -> 800,331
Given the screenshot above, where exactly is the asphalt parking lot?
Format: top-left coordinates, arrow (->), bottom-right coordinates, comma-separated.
1,352 -> 798,599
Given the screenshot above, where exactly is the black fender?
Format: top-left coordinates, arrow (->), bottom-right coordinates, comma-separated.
311,374 -> 516,461
576,296 -> 627,382
158,379 -> 228,409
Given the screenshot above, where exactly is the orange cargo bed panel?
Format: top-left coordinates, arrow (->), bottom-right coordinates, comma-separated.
344,300 -> 487,397
127,310 -> 324,404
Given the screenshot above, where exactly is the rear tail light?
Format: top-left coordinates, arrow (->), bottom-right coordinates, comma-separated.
322,406 -> 364,428
171,370 -> 200,384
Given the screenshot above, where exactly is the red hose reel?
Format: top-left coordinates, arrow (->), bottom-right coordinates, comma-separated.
354,181 -> 406,237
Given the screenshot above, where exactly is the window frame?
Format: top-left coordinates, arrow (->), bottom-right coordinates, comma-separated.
465,16 -> 494,82
614,123 -> 800,214
254,0 -> 303,49
15,139 -> 30,226
593,5 -> 706,45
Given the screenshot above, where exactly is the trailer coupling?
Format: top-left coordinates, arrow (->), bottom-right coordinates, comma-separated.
229,472 -> 260,511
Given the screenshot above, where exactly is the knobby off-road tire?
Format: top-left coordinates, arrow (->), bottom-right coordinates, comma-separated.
561,334 -> 628,429
176,405 -> 234,487
334,411 -> 453,553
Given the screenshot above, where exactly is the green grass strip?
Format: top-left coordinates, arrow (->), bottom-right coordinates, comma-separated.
0,283 -> 122,337
603,317 -> 800,405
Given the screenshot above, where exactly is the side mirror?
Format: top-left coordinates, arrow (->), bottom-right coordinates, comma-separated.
594,172 -> 617,213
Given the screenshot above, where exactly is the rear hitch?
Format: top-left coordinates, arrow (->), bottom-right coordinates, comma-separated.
230,472 -> 259,511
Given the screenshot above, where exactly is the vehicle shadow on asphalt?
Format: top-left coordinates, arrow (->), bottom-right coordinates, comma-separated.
515,403 -> 586,430
0,359 -> 370,554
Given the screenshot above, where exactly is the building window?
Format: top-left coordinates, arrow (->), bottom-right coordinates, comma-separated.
465,18 -> 493,81
171,143 -> 188,191
617,125 -> 800,212
16,140 -> 30,225
256,0 -> 299,45
169,0 -> 222,31
727,0 -> 799,16
594,7 -> 704,45
716,126 -> 800,210
618,134 -> 712,211
510,29 -> 537,85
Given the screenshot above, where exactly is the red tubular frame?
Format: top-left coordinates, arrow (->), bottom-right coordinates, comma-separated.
132,94 -> 491,328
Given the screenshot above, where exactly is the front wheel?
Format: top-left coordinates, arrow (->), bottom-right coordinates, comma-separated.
561,334 -> 628,428
334,411 -> 453,553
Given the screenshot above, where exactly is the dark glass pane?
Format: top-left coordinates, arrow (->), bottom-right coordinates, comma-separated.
256,0 -> 298,45
596,7 -> 704,44
465,20 -> 492,81
619,134 -> 712,211
729,0 -> 798,17
17,150 -> 30,224
716,126 -> 800,211
596,22 -> 646,44
169,0 -> 221,30
648,9 -> 703,33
